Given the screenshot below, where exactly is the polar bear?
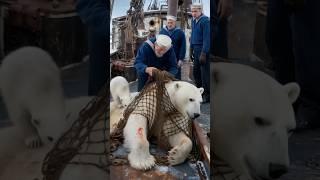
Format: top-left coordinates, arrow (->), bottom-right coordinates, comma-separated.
110,76 -> 134,108
110,76 -> 139,132
212,63 -> 300,180
110,92 -> 138,133
0,96 -> 98,180
123,81 -> 204,170
0,47 -> 68,148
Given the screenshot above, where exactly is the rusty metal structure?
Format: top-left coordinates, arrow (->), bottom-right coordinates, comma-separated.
0,0 -> 88,66
111,0 -> 193,82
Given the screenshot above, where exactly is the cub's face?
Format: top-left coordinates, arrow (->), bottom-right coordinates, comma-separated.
31,106 -> 68,145
212,63 -> 300,180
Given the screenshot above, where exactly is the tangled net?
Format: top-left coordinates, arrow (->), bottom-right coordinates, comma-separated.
110,69 -> 201,166
41,84 -> 109,180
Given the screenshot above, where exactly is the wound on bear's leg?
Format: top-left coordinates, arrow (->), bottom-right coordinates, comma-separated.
137,127 -> 144,138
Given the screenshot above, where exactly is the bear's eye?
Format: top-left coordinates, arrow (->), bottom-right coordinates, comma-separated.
254,117 -> 271,127
288,128 -> 295,135
189,98 -> 195,102
33,119 -> 40,126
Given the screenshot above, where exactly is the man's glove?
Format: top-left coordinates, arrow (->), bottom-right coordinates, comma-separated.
178,60 -> 183,67
199,52 -> 206,65
189,48 -> 194,62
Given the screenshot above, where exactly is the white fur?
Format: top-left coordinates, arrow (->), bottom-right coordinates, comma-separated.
110,101 -> 124,133
60,97 -> 108,180
0,47 -> 67,148
110,76 -> 132,108
0,96 -> 101,180
212,63 -> 300,180
122,81 -> 203,170
110,92 -> 139,133
0,47 -> 107,179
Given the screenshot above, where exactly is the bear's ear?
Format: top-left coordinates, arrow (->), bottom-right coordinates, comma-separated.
198,87 -> 204,95
283,82 -> 300,103
175,82 -> 180,90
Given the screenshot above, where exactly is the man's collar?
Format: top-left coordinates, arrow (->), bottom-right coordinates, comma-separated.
193,13 -> 204,23
165,26 -> 176,31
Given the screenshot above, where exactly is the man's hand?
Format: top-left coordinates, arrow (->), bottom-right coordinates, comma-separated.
145,67 -> 158,77
177,60 -> 184,67
199,52 -> 206,65
189,48 -> 194,62
217,0 -> 233,19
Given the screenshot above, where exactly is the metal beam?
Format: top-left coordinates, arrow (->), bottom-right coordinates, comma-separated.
167,0 -> 178,17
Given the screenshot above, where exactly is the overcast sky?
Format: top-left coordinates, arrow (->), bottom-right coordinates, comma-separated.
112,0 -> 210,19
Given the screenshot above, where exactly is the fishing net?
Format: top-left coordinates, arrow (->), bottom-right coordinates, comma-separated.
110,69 -> 200,166
41,84 -> 109,180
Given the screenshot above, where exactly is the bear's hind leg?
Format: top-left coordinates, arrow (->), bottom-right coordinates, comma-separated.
168,132 -> 192,165
124,114 -> 155,170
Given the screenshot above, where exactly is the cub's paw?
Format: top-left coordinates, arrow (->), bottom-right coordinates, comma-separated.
24,135 -> 42,148
168,147 -> 186,165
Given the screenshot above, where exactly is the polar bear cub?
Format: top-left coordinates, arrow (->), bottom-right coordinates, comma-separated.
123,81 -> 204,170
212,62 -> 300,180
110,76 -> 133,108
0,47 -> 68,148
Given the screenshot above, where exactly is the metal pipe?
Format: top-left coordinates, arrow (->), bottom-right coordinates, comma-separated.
167,0 -> 178,17
183,0 -> 192,12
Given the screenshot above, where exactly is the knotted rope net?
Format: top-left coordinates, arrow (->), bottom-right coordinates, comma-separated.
41,84 -> 109,180
110,69 -> 201,166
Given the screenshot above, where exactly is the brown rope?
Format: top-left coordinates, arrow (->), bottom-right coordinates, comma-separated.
41,84 -> 109,180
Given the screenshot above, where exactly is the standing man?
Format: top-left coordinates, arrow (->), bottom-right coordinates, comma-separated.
76,0 -> 108,96
212,0 -> 233,58
134,34 -> 178,91
266,0 -> 320,129
190,3 -> 210,103
159,15 -> 186,79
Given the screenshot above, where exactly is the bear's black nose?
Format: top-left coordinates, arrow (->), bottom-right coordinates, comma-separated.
47,136 -> 54,142
269,163 -> 288,178
194,113 -> 200,119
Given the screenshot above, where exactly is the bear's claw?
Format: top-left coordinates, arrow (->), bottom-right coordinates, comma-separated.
128,150 -> 155,170
24,135 -> 42,148
168,147 -> 186,165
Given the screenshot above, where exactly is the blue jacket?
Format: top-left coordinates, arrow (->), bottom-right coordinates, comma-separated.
159,26 -> 186,61
190,14 -> 210,54
76,0 -> 108,36
134,37 -> 178,77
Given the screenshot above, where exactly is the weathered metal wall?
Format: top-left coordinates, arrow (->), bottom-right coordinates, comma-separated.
168,0 -> 178,17
2,0 -> 88,67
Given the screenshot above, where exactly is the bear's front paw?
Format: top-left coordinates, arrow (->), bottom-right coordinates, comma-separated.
128,150 -> 155,170
24,135 -> 42,148
168,147 -> 186,165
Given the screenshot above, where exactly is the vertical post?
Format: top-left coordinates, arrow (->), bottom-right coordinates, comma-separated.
112,26 -> 115,49
167,0 -> 178,17
110,0 -> 114,17
0,6 -> 4,58
184,0 -> 192,13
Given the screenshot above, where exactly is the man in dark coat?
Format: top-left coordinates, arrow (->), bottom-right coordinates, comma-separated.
134,34 -> 178,91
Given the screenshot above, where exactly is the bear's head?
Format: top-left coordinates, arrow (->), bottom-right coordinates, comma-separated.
212,63 -> 300,180
166,81 -> 204,119
110,76 -> 131,108
118,95 -> 131,108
